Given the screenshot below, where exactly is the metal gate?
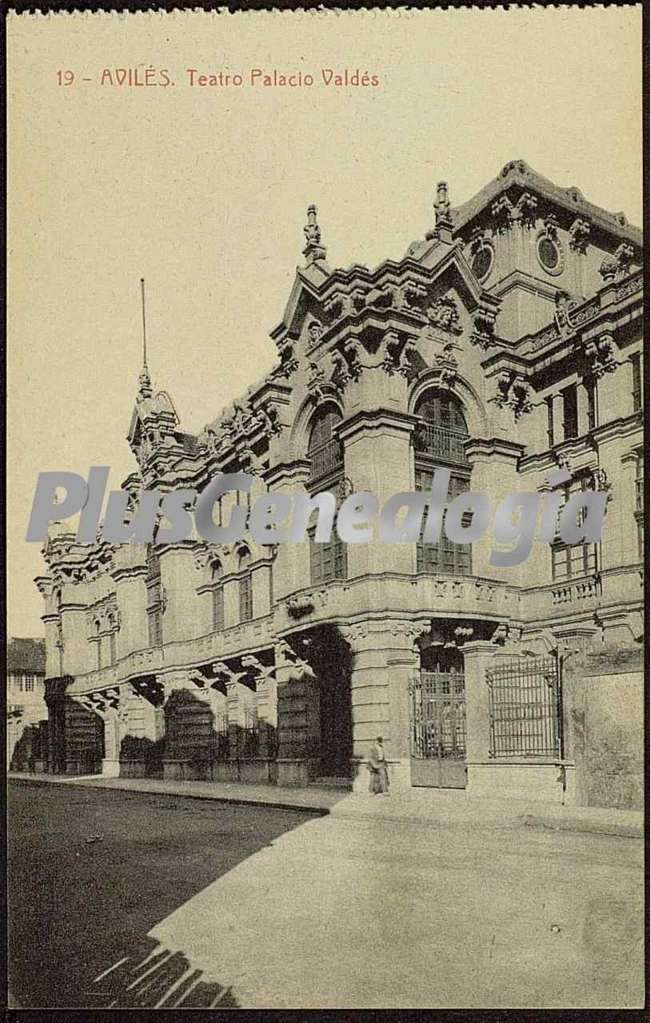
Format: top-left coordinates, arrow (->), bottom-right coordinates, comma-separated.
485,654 -> 563,758
409,670 -> 467,788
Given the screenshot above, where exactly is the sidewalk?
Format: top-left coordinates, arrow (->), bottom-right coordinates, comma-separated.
9,772 -> 643,839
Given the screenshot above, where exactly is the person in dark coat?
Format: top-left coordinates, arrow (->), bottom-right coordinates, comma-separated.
367,736 -> 390,794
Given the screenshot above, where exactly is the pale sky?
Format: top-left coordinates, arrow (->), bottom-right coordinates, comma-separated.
7,6 -> 642,637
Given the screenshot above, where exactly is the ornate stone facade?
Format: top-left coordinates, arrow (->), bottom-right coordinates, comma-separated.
35,160 -> 643,804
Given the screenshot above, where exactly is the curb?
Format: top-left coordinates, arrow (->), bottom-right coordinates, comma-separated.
520,813 -> 643,840
9,776 -> 331,816
9,776 -> 642,838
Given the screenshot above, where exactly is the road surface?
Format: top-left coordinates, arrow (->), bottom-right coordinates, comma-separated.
8,780 -> 644,1009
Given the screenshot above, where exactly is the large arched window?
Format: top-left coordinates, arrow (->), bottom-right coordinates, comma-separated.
211,560 -> 224,632
414,391 -> 470,464
414,389 -> 472,576
307,405 -> 347,584
238,547 -> 253,623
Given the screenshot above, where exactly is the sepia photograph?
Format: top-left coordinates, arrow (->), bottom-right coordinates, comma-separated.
5,3 -> 644,1012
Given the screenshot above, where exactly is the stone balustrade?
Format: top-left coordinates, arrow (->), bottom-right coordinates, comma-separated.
68,614 -> 275,696
276,573 -> 519,634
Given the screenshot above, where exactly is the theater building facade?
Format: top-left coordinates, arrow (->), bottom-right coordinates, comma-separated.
35,160 -> 644,805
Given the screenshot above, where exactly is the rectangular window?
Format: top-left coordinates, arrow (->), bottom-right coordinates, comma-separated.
148,608 -> 163,648
109,632 -> 117,666
24,675 -> 34,692
212,586 -> 224,631
239,574 -> 253,623
562,384 -> 578,439
550,478 -> 598,581
586,380 -> 597,432
308,482 -> 348,585
546,396 -> 554,448
631,353 -> 642,412
635,454 -> 644,514
309,530 -> 348,585
415,467 -> 472,576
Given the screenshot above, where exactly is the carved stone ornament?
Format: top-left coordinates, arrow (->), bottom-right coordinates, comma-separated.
568,217 -> 591,253
492,370 -> 534,419
307,361 -> 329,403
306,320 -> 324,351
583,334 -> 617,379
553,290 -> 580,339
274,343 -> 299,379
381,331 -> 419,379
426,296 -> 462,335
470,306 -> 497,350
599,242 -> 636,284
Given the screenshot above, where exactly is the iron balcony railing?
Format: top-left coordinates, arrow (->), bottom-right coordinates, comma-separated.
309,438 -> 343,481
414,424 -> 469,464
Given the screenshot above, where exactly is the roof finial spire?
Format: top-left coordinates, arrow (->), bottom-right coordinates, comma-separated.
138,277 -> 152,398
302,204 -> 327,265
426,181 -> 453,242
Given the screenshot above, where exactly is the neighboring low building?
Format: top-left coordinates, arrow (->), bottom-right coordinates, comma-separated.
35,159 -> 643,807
7,637 -> 48,770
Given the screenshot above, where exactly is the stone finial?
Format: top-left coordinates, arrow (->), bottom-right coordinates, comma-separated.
435,181 -> 451,223
426,181 -> 453,242
302,204 -> 327,264
138,365 -> 152,399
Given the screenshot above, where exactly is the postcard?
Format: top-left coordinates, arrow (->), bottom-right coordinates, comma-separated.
6,4 -> 643,1011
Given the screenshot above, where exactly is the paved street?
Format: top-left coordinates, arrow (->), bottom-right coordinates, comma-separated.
8,779 -> 644,1009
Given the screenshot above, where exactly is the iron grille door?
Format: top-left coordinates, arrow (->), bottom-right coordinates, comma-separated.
409,671 -> 467,788
485,654 -> 563,759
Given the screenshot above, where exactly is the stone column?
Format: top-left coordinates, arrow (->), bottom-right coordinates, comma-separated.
275,640 -> 319,787
576,378 -> 591,436
241,654 -> 278,764
340,619 -> 430,793
551,392 -> 565,445
462,640 -> 497,795
464,438 -> 526,586
338,405 -> 417,579
58,591 -> 89,676
160,669 -> 208,780
111,545 -> 149,658
263,460 -> 312,601
159,542 -> 204,643
43,677 -> 72,774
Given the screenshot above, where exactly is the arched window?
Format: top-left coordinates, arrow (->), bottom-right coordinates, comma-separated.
414,391 -> 469,464
414,389 -> 472,576
146,547 -> 163,647
308,405 -> 343,483
107,613 -> 117,666
307,405 -> 347,584
238,547 -> 253,623
94,619 -> 102,669
212,560 -> 224,631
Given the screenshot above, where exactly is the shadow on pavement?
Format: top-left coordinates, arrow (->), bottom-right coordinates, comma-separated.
8,780 -> 314,1007
88,935 -> 238,1007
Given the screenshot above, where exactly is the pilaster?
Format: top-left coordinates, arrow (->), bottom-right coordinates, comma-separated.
340,619 -> 430,792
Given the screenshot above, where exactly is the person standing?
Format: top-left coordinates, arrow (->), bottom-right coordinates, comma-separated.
367,736 -> 390,795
